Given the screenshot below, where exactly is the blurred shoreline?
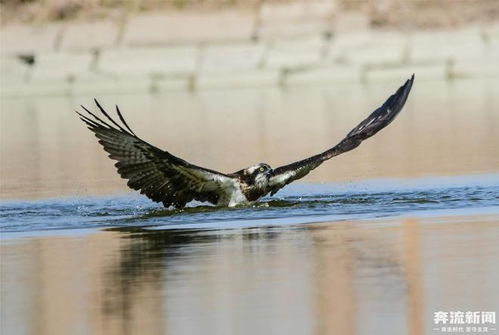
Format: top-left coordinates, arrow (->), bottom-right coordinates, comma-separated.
1,1 -> 498,201
1,0 -> 498,97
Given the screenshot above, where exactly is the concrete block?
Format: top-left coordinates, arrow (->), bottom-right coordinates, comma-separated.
0,83 -> 27,98
257,22 -> 330,40
343,44 -> 405,66
123,11 -> 255,46
201,43 -> 266,73
2,80 -> 69,97
410,29 -> 486,63
452,59 -> 499,78
485,35 -> 499,58
329,31 -> 407,66
98,46 -> 198,77
154,77 -> 192,92
197,70 -> 279,90
0,56 -> 32,97
265,36 -> 325,70
486,40 -> 499,55
60,21 -> 119,51
366,64 -> 447,83
483,23 -> 499,36
0,23 -> 63,55
483,23 -> 499,47
8,51 -> 91,96
71,72 -> 151,95
0,56 -> 31,85
30,52 -> 93,82
285,65 -> 362,86
273,34 -> 325,49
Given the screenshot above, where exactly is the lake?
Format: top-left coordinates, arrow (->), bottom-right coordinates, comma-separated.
1,78 -> 499,335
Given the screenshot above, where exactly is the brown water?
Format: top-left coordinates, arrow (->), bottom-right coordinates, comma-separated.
1,78 -> 499,335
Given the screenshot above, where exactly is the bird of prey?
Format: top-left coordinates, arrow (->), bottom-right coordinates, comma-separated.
78,75 -> 414,208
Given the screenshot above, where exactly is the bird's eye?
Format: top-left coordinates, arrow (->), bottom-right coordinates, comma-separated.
259,167 -> 265,172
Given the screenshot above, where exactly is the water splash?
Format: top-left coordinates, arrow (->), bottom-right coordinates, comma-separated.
1,174 -> 498,234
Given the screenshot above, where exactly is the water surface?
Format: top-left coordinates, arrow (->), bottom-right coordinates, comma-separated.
2,211 -> 498,335
1,78 -> 499,335
1,174 -> 498,234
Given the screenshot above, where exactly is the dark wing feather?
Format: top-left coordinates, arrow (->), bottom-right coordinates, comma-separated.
77,100 -> 237,208
268,74 -> 414,195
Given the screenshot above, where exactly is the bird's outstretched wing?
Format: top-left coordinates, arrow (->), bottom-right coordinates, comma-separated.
77,100 -> 238,208
268,74 -> 414,196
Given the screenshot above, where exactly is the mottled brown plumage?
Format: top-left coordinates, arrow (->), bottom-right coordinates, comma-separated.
77,75 -> 414,208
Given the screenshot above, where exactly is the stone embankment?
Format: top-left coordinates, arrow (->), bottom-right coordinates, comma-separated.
1,1 -> 498,97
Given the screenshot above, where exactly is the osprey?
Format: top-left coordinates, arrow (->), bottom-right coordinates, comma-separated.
78,75 -> 414,208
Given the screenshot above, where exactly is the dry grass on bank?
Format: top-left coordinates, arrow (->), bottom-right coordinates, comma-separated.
1,0 -> 498,28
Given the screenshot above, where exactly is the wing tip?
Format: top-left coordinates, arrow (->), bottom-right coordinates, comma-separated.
402,73 -> 415,92
392,73 -> 415,109
346,73 -> 415,139
408,73 -> 415,87
402,73 -> 415,95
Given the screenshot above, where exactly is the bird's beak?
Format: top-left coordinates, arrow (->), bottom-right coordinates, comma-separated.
266,170 -> 274,177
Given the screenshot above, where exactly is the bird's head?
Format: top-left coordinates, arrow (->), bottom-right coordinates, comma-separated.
244,163 -> 274,188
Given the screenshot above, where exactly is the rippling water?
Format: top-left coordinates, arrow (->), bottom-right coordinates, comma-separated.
1,174 -> 498,235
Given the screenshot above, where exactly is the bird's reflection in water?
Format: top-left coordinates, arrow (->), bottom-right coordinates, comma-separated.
100,227 -> 281,334
98,222 -> 413,335
4,217 -> 498,335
